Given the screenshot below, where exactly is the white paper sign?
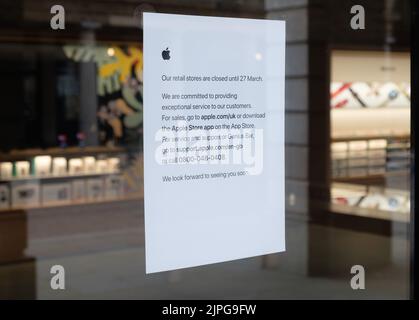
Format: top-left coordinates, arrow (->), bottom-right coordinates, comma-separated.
144,13 -> 285,273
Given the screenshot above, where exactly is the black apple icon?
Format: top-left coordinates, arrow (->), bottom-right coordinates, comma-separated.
162,47 -> 170,60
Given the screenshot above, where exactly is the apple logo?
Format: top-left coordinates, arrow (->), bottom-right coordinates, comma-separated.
162,47 -> 170,60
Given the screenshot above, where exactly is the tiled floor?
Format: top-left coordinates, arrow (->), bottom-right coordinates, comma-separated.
0,199 -> 411,299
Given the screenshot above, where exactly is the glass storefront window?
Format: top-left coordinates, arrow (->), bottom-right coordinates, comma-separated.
0,0 -> 414,299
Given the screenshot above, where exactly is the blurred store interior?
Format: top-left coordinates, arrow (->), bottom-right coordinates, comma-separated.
0,0 -> 412,299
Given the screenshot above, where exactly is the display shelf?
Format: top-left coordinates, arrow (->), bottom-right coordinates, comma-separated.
0,192 -> 142,214
329,202 -> 409,223
334,170 -> 406,181
0,146 -> 126,162
331,135 -> 410,180
332,134 -> 409,142
0,148 -> 145,214
0,169 -> 130,212
0,171 -> 120,183
331,182 -> 410,222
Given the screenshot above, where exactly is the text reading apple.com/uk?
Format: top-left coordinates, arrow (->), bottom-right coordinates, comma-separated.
154,72 -> 266,183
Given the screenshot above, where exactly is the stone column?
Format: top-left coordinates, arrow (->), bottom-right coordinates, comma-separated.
79,28 -> 99,146
264,0 -> 318,274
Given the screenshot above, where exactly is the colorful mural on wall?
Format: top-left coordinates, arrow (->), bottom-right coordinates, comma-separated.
63,45 -> 143,146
